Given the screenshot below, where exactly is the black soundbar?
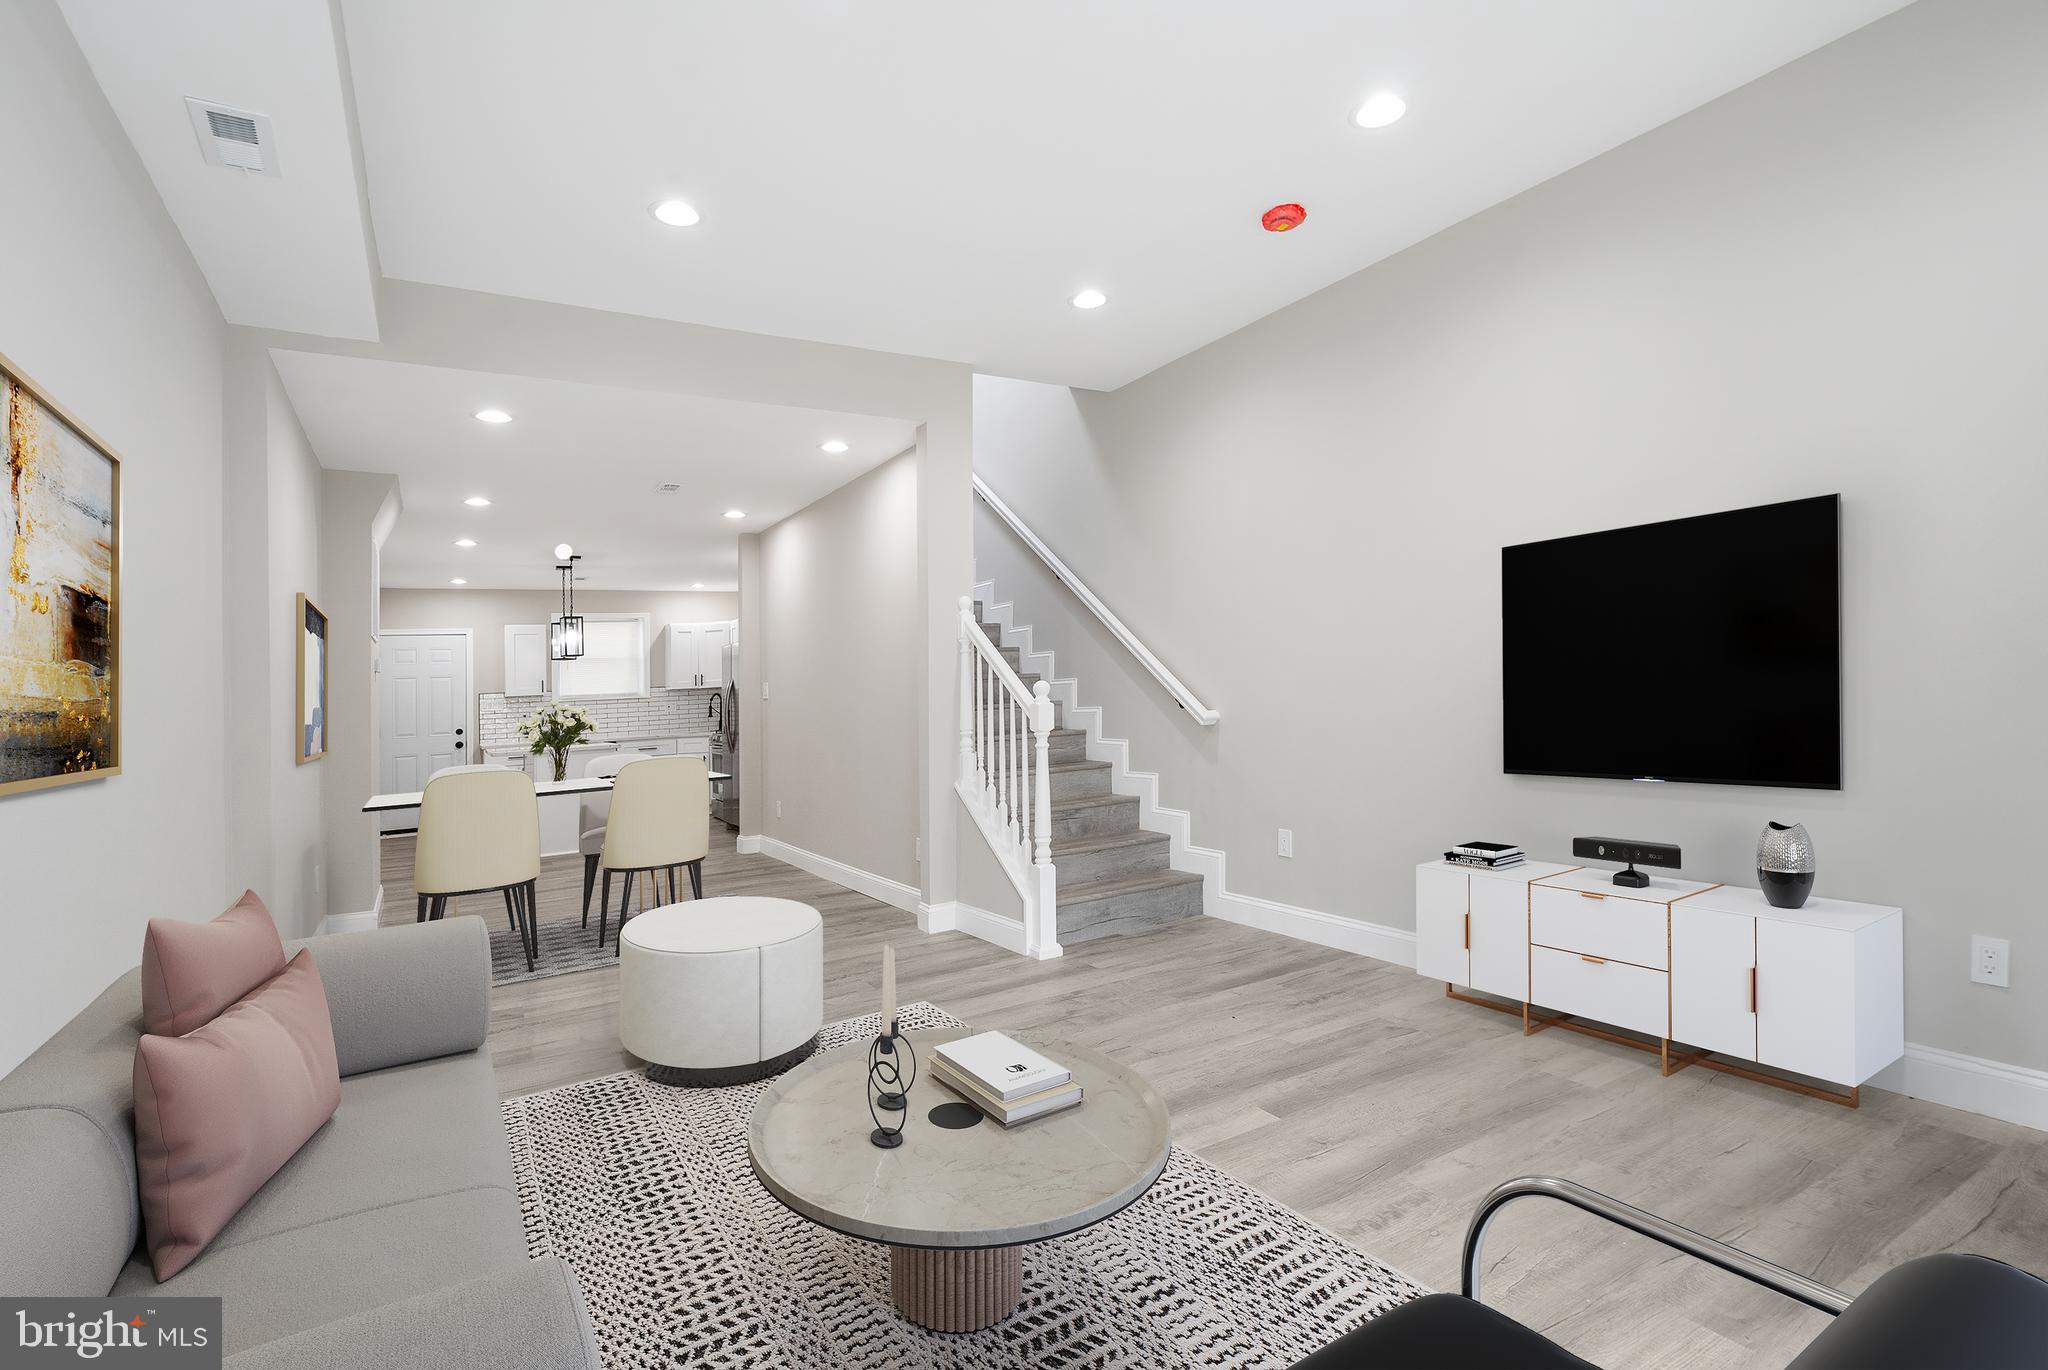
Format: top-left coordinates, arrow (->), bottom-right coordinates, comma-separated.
1572,836 -> 1681,888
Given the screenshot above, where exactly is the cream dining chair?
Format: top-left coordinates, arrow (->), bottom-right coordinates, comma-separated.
415,765 -> 542,972
596,755 -> 711,953
578,752 -> 649,930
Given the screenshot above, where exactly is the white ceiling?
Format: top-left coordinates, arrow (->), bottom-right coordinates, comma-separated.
59,0 -> 379,340
339,0 -> 1912,389
270,351 -> 916,590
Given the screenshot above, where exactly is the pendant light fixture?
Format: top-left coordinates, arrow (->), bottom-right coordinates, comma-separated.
551,550 -> 585,660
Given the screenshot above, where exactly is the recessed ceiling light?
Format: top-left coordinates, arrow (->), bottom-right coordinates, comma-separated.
691,582 -> 705,589
651,199 -> 701,228
454,538 -> 477,548
819,439 -> 849,454
449,578 -> 468,586
1353,92 -> 1407,129
723,509 -> 745,520
554,543 -> 574,560
473,408 -> 512,424
464,496 -> 492,507
1070,288 -> 1107,310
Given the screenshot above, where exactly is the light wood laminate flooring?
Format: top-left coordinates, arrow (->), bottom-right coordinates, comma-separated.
379,831 -> 2048,1368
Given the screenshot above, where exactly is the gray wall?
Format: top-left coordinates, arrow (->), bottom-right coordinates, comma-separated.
973,0 -> 2048,1072
747,450 -> 921,888
221,339 -> 331,938
0,1 -> 231,1071
318,469 -> 400,923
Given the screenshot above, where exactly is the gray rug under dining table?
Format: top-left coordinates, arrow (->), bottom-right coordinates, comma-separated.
501,1001 -> 1425,1367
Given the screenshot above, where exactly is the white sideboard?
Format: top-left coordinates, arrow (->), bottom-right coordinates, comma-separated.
1415,858 -> 1903,1106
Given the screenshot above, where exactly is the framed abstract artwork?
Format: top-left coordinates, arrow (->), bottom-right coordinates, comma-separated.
297,594 -> 328,764
2,352 -> 120,798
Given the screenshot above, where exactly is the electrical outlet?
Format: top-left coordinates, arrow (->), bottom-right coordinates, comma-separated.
313,864 -> 322,895
915,836 -> 921,862
1277,828 -> 1294,859
774,799 -> 783,820
1970,935 -> 2010,988
761,681 -> 770,700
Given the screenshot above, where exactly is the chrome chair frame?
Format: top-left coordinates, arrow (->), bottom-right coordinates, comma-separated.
1463,1176 -> 1852,1317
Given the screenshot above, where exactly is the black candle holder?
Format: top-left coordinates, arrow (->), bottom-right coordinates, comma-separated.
866,1018 -> 918,1149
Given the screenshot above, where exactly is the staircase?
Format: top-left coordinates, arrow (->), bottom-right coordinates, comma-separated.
971,600 -> 1205,943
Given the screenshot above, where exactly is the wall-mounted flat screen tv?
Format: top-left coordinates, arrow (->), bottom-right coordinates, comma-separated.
1502,494 -> 1841,789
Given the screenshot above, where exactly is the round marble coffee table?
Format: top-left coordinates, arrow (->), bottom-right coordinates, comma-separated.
748,1026 -> 1171,1332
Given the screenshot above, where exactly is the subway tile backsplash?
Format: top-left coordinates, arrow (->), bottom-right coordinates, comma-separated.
480,688 -> 720,749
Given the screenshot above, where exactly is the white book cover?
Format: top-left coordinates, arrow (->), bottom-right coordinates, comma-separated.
933,1031 -> 1072,1101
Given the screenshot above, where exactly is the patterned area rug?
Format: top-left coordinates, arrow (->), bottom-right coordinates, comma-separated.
486,900 -> 622,987
503,1002 -> 1424,1367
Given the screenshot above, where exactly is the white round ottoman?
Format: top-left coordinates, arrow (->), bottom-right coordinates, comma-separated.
619,896 -> 824,1084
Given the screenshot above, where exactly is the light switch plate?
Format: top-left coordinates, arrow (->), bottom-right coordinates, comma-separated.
1277,828 -> 1294,859
1970,934 -> 2010,988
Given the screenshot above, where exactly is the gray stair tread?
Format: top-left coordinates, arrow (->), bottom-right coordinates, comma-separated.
1049,791 -> 1136,813
1057,868 -> 1204,906
1047,758 -> 1110,774
1053,829 -> 1168,855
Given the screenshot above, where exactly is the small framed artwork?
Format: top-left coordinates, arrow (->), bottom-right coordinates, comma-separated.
1,351 -> 121,799
296,594 -> 329,764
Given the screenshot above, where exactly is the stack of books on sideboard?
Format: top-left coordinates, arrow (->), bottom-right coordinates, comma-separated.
932,1031 -> 1083,1126
1444,840 -> 1524,871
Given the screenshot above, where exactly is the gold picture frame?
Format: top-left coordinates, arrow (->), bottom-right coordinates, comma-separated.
296,593 -> 329,765
1,350 -> 121,798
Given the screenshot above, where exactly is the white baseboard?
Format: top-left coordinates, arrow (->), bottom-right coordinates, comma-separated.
736,833 -> 763,854
1875,1042 -> 2048,1132
319,885 -> 382,937
919,898 -> 1031,956
755,836 -> 919,913
1210,886 -> 1417,967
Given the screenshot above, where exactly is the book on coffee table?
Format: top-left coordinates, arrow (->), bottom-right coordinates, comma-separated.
931,1056 -> 1083,1126
932,1031 -> 1072,1101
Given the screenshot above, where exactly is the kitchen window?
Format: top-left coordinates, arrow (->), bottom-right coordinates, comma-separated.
552,613 -> 650,699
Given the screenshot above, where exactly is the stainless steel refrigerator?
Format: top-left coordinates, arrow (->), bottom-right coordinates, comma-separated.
711,643 -> 739,831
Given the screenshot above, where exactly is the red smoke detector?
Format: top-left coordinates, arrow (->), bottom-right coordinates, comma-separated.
1261,202 -> 1307,233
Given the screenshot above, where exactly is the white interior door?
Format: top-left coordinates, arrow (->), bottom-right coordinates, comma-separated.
380,633 -> 469,832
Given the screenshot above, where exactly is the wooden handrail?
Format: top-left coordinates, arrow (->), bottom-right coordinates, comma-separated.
974,474 -> 1219,725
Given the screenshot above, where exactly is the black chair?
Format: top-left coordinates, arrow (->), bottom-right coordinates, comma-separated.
1293,1175 -> 2048,1370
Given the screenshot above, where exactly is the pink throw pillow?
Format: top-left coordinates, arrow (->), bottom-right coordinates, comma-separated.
141,890 -> 287,1037
133,950 -> 342,1280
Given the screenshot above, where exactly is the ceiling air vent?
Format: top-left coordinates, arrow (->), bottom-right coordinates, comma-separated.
655,482 -> 683,493
184,98 -> 278,176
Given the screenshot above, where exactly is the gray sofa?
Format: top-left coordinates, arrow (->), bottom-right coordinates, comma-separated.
0,916 -> 599,1369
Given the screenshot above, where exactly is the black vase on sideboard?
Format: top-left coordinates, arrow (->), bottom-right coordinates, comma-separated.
1757,821 -> 1817,909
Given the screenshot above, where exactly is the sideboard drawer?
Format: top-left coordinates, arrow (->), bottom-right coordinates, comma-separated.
1530,945 -> 1668,1038
1530,884 -> 1668,969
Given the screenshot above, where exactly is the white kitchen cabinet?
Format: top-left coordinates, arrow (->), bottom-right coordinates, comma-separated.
503,624 -> 549,696
655,621 -> 736,689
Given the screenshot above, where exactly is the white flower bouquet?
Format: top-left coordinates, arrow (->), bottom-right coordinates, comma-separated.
519,702 -> 597,780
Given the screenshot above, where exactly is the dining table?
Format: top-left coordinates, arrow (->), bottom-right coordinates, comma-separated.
361,771 -> 731,814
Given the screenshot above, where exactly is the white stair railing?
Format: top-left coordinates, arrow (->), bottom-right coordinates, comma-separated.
956,595 -> 1059,958
974,474 -> 1218,725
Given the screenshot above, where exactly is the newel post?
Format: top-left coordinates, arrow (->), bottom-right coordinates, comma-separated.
957,596 -> 975,790
1031,682 -> 1054,870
